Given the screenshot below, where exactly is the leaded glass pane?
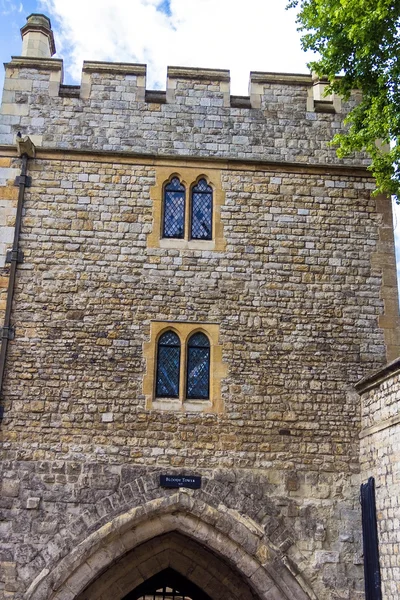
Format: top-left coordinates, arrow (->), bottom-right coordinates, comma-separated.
159,331 -> 180,346
191,179 -> 212,240
188,332 -> 209,347
186,333 -> 210,399
156,331 -> 180,398
163,178 -> 185,238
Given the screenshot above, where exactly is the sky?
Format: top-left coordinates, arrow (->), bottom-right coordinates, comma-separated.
0,0 -> 318,93
1,0 -> 400,285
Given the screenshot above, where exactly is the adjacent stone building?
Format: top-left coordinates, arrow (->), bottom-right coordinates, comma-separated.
356,360 -> 400,600
0,13 -> 399,600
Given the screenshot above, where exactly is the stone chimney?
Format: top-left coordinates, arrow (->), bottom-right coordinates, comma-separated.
20,14 -> 56,58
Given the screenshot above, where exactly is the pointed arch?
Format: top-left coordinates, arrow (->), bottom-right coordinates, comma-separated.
24,491 -> 313,600
78,534 -> 257,600
186,331 -> 210,399
190,177 -> 213,240
156,330 -> 181,398
162,176 -> 185,239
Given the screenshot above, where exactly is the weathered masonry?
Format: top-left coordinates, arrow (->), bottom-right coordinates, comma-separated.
0,13 -> 399,600
356,360 -> 400,600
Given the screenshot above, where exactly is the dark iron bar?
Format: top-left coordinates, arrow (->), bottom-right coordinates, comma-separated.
0,152 -> 30,406
360,477 -> 382,600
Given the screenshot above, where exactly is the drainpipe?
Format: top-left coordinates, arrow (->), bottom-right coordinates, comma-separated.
0,135 -> 35,418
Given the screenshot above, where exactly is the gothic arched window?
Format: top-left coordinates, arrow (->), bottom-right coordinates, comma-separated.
163,177 -> 185,238
186,332 -> 210,399
156,331 -> 180,398
191,179 -> 213,240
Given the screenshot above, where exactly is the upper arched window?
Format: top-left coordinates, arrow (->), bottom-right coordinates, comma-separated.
163,177 -> 185,239
156,331 -> 180,398
191,179 -> 213,240
186,332 -> 210,399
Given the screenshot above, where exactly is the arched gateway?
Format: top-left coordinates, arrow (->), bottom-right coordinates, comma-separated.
24,491 -> 313,600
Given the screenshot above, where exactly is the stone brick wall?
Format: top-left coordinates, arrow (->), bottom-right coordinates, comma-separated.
0,462 -> 364,600
0,38 -> 399,600
357,361 -> 400,600
0,156 -> 389,468
0,148 -> 394,599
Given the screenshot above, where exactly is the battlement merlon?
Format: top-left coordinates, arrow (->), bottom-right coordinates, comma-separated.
0,56 -> 366,164
1,55 -> 343,109
0,13 -> 368,164
5,13 -> 337,112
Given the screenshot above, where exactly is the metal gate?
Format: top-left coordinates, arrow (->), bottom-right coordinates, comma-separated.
122,568 -> 212,600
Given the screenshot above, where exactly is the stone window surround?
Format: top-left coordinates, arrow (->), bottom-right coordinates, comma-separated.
147,166 -> 226,251
143,321 -> 226,412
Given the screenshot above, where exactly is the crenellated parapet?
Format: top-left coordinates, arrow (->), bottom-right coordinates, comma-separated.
0,53 -> 366,165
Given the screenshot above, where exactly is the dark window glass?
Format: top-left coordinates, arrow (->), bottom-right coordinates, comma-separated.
186,332 -> 210,399
191,179 -> 212,240
163,178 -> 185,238
156,331 -> 180,398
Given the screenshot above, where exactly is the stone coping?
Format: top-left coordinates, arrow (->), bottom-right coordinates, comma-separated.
250,71 -> 313,85
3,55 -> 351,92
5,57 -> 323,85
2,57 -> 348,91
6,56 -> 63,70
250,72 -> 345,86
0,145 -> 373,177
167,66 -> 230,81
355,355 -> 400,393
26,12 -> 52,24
82,60 -> 147,75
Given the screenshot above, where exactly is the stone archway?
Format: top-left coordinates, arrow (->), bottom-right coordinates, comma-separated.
24,491 -> 313,600
76,531 -> 258,600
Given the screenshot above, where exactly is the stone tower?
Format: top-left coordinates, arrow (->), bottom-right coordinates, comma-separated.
20,14 -> 56,58
0,14 -> 399,600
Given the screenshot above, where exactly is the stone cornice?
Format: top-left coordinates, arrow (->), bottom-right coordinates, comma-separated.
6,56 -> 63,70
355,356 -> 400,393
0,145 -> 374,178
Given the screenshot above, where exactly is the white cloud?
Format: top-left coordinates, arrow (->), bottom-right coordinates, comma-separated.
42,0 -> 315,94
1,0 -> 22,14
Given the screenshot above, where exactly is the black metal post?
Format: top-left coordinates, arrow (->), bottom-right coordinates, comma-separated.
0,153 -> 29,410
360,477 -> 382,600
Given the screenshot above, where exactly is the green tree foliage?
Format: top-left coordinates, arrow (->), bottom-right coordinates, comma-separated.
289,0 -> 400,199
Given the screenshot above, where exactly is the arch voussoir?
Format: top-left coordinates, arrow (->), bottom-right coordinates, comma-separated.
25,491 -> 311,600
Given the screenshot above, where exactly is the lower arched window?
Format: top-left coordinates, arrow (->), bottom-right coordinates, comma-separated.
144,322 -> 225,411
186,332 -> 210,399
156,331 -> 180,398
